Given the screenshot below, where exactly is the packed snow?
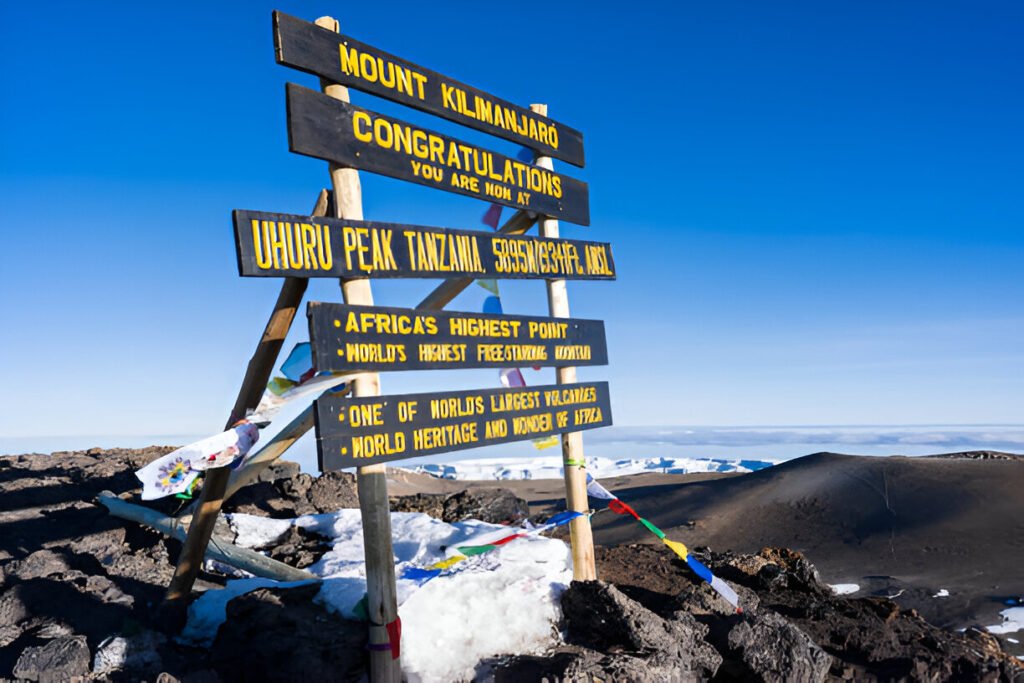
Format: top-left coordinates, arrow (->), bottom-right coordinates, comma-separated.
182,510 -> 572,682
829,583 -> 860,595
404,454 -> 776,481
987,606 -> 1024,635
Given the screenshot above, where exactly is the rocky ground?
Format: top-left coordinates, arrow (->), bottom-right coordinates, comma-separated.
1,448 -> 1021,681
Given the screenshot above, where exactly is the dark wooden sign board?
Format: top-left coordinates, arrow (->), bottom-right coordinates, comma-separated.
315,381 -> 612,468
286,83 -> 591,226
308,302 -> 608,373
274,11 -> 585,168
234,209 -> 615,280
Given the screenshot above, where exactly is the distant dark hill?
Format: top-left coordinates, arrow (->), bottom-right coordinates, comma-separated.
589,451 -> 1024,631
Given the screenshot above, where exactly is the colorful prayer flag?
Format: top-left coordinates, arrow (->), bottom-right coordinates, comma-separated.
135,422 -> 260,500
586,474 -> 742,612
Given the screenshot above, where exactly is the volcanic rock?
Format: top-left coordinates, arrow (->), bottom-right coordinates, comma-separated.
212,584 -> 366,682
725,609 -> 832,682
389,487 -> 529,524
441,487 -> 529,524
12,635 -> 91,682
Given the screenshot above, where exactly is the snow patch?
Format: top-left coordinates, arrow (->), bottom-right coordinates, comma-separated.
829,583 -> 860,595
227,515 -> 294,548
987,607 -> 1024,635
184,510 -> 572,681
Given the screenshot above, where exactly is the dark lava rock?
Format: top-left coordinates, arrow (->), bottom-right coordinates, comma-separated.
0,585 -> 30,640
493,580 -> 722,681
441,487 -> 529,524
562,581 -> 722,679
12,635 -> 90,682
390,492 -> 446,518
224,466 -> 357,517
265,525 -> 331,569
725,609 -> 832,682
256,460 -> 302,483
389,487 -> 529,524
213,584 -> 366,682
307,470 -> 360,512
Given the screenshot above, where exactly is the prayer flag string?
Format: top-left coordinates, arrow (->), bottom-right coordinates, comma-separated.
587,473 -> 741,612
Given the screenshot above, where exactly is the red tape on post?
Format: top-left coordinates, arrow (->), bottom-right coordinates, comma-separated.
386,616 -> 402,660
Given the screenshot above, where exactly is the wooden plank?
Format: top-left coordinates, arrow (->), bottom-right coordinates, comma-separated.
162,191 -> 328,610
234,210 -> 615,280
531,103 -> 598,581
314,16 -> 400,682
307,302 -> 608,373
315,382 -> 612,469
99,492 -> 316,583
273,11 -> 585,167
286,83 -> 591,226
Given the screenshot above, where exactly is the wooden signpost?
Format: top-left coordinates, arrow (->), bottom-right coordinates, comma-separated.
286,84 -> 591,225
316,382 -> 612,469
234,210 -> 615,280
307,303 -> 608,372
164,12 -> 613,683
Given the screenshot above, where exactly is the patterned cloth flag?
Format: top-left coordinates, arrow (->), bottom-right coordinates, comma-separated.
401,511 -> 583,584
135,422 -> 260,500
586,474 -> 742,612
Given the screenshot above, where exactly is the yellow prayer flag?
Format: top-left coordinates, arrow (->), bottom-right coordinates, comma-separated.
663,538 -> 690,560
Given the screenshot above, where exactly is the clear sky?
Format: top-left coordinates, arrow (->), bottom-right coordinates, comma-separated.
1,1 -> 1021,441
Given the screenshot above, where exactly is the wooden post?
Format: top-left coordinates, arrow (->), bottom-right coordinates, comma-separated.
316,16 -> 401,682
162,190 -> 329,610
99,493 -> 316,582
531,103 -> 597,581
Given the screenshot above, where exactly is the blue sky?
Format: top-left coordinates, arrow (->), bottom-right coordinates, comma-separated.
1,1 -> 1021,442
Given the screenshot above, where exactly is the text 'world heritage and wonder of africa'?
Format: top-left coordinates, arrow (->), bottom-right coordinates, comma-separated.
315,382 -> 612,468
